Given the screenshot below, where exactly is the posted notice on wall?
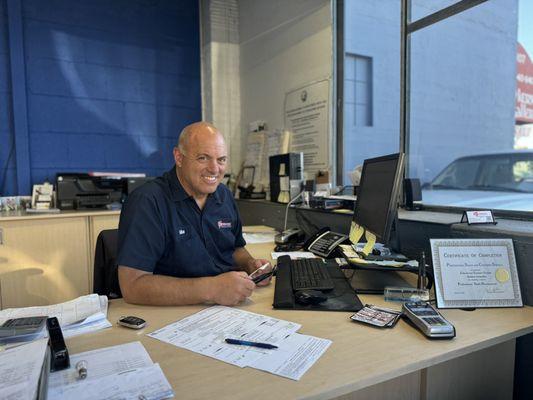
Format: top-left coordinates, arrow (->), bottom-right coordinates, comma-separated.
430,238 -> 523,308
284,79 -> 330,176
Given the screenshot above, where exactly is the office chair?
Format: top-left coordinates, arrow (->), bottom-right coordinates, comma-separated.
93,229 -> 122,299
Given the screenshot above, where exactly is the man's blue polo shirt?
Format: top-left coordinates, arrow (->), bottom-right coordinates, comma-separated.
117,167 -> 246,277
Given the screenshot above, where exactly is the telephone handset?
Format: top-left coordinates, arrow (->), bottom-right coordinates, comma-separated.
305,228 -> 349,258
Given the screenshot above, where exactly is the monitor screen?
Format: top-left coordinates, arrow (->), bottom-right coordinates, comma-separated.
353,153 -> 405,244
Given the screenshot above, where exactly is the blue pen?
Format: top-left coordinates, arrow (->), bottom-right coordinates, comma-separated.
225,338 -> 278,349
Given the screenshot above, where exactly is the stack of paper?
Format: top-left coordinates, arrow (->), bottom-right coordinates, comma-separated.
0,338 -> 49,399
48,341 -> 174,400
148,306 -> 331,381
0,294 -> 111,346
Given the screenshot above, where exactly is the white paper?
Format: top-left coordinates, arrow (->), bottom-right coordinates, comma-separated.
62,312 -> 112,339
249,333 -> 332,381
261,129 -> 291,185
243,132 -> 265,188
0,294 -> 107,326
243,232 -> 276,244
48,341 -> 154,390
285,79 -> 330,174
0,338 -> 48,400
271,251 -> 318,260
49,364 -> 173,400
148,306 -> 301,368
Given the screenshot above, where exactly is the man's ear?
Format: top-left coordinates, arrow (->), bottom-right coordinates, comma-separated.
173,147 -> 183,167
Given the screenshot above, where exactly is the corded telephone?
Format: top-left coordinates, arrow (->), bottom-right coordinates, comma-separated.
304,228 -> 349,258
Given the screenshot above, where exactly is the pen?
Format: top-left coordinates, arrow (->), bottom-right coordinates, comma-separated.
75,360 -> 88,379
417,252 -> 423,289
421,251 -> 426,288
225,338 -> 278,349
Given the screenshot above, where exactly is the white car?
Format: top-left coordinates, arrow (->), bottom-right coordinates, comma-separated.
421,151 -> 533,212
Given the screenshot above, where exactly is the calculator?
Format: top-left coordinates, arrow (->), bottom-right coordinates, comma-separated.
402,302 -> 455,339
0,316 -> 48,337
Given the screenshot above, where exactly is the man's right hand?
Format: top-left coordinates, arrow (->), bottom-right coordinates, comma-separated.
209,271 -> 255,306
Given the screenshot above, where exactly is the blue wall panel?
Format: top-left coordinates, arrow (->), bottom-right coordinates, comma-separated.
0,0 -> 201,195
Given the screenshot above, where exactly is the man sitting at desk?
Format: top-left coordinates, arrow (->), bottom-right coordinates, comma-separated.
117,122 -> 270,306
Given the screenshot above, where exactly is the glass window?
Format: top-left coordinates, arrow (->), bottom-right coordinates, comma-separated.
340,1 -> 400,186
410,0 -> 533,211
339,0 -> 533,212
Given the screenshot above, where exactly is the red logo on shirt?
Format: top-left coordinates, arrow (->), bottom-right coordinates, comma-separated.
218,221 -> 232,229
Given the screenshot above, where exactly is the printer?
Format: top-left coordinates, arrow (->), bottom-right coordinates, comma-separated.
56,173 -> 125,210
56,173 -> 154,210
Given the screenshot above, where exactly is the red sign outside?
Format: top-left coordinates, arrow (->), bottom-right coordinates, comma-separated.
516,42 -> 533,123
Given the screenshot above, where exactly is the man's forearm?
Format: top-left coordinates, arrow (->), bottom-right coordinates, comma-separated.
233,247 -> 256,274
120,272 -> 214,306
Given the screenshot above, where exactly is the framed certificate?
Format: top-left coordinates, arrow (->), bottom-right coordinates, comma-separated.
430,238 -> 523,308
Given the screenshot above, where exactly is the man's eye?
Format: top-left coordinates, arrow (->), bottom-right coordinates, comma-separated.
197,156 -> 208,162
218,157 -> 227,164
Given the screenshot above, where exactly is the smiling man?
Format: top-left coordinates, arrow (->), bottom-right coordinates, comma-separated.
117,122 -> 270,306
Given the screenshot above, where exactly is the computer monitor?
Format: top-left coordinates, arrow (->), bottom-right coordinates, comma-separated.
352,153 -> 405,248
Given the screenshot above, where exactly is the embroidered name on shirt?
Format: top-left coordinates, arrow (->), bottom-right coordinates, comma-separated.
218,221 -> 232,229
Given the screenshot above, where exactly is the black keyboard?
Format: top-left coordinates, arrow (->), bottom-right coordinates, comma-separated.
290,258 -> 334,291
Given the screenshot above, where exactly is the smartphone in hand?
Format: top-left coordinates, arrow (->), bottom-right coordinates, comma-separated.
249,263 -> 274,284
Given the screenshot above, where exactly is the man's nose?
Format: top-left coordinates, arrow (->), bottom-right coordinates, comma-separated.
206,158 -> 219,171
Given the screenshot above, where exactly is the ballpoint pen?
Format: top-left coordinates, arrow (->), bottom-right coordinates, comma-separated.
225,338 -> 278,349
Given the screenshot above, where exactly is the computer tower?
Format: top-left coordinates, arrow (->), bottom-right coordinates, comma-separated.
269,153 -> 303,203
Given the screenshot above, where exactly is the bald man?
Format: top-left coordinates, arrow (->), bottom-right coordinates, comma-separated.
117,122 -> 271,306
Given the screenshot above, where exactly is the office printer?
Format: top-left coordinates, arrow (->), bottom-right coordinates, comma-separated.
57,173 -> 153,210
56,173 -> 125,210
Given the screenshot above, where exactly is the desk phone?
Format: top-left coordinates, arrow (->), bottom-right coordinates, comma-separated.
306,230 -> 348,258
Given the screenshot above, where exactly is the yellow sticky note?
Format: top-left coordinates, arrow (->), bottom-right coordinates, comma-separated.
361,230 -> 376,256
349,222 -> 364,244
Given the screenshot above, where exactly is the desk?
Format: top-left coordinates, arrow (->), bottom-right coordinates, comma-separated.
0,210 -> 120,308
66,240 -> 533,400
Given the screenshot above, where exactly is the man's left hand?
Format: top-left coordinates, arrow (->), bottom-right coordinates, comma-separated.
247,259 -> 273,286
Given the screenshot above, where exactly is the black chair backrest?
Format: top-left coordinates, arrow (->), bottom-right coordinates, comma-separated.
93,229 -> 122,299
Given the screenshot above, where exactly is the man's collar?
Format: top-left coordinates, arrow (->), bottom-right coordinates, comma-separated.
166,167 -> 189,202
166,166 -> 222,204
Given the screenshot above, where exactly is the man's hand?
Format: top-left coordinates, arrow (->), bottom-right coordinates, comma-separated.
209,271 -> 256,306
247,259 -> 273,287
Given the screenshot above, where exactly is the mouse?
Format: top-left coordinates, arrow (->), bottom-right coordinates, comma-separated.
294,290 -> 328,305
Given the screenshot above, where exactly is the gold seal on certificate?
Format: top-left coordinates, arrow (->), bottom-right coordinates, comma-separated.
495,268 -> 510,283
430,238 -> 522,308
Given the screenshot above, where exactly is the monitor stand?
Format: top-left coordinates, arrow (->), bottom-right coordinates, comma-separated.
347,269 -> 415,295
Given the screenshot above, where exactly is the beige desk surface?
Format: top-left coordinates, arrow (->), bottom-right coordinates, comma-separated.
66,237 -> 533,400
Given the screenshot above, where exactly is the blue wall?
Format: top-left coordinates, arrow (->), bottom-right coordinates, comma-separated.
0,0 -> 201,195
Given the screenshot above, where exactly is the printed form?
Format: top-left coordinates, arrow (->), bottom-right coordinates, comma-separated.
48,341 -> 173,400
148,306 -> 331,380
0,338 -> 48,400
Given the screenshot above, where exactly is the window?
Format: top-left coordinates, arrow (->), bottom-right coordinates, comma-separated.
345,54 -> 373,127
339,1 -> 400,186
339,0 -> 533,212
